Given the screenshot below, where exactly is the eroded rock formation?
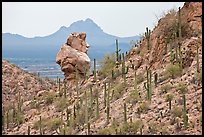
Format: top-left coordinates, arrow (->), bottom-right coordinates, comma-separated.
56,32 -> 91,89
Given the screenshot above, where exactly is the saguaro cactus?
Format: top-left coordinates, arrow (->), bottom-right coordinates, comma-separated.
64,82 -> 66,98
183,94 -> 188,128
87,122 -> 91,135
144,66 -> 152,100
39,116 -> 42,135
115,39 -> 121,66
104,82 -> 107,108
85,90 -> 88,128
94,58 -> 96,81
165,94 -> 173,110
96,89 -> 99,119
123,101 -> 127,129
6,110 -> 9,129
154,72 -> 158,87
145,27 -> 151,50
66,107 -> 70,126
90,85 -> 94,111
28,126 -> 30,135
106,81 -> 110,125
58,78 -> 61,92
75,65 -> 79,97
121,53 -> 129,84
196,42 -> 199,72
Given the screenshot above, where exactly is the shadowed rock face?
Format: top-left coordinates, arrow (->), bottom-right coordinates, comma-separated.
56,32 -> 90,90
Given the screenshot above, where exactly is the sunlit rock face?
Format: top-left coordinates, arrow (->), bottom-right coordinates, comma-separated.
56,32 -> 90,90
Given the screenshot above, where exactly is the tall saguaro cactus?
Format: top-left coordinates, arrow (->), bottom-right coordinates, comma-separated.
64,82 -> 66,98
104,82 -> 107,108
183,94 -> 188,128
75,65 -> 79,97
123,101 -> 127,129
115,39 -> 121,65
106,81 -> 110,125
28,126 -> 30,135
85,90 -> 88,129
196,42 -> 199,72
94,58 -> 96,82
96,88 -> 99,119
144,66 -> 152,100
145,27 -> 151,50
121,53 -> 129,84
39,116 -> 42,135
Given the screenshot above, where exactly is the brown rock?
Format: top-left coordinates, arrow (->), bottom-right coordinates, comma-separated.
56,32 -> 91,89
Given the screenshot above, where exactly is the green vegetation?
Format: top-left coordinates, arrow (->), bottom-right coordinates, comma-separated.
176,82 -> 188,94
111,82 -> 126,100
138,101 -> 149,113
45,92 -> 56,105
165,93 -> 174,110
99,53 -> 115,78
47,117 -> 62,131
172,106 -> 182,118
160,83 -> 172,95
165,63 -> 181,79
55,97 -> 69,112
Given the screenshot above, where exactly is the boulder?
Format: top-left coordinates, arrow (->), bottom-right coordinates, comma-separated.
56,32 -> 91,89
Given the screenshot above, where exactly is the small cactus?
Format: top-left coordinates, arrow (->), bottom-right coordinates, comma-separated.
75,65 -> 79,97
115,39 -> 121,67
66,107 -> 70,126
90,85 -> 94,111
58,78 -> 61,92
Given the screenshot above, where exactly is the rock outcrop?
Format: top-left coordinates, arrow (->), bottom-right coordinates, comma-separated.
56,32 -> 91,89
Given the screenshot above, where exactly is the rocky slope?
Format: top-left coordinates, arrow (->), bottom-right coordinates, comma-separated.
2,2 -> 202,135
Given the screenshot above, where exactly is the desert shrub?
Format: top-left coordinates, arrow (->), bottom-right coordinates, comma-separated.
172,106 -> 182,118
165,93 -> 174,102
148,121 -> 158,134
165,63 -> 181,79
59,125 -> 73,135
121,120 -> 143,135
97,127 -> 115,135
138,101 -> 149,113
195,70 -> 202,83
33,117 -> 48,130
98,53 -> 115,78
15,111 -> 24,125
47,117 -> 62,131
55,97 -> 69,112
176,82 -> 188,94
160,83 -> 172,94
126,90 -> 140,105
45,92 -> 56,105
136,73 -> 145,84
111,82 -> 126,100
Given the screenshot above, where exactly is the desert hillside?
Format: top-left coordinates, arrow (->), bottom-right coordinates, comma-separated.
2,2 -> 202,135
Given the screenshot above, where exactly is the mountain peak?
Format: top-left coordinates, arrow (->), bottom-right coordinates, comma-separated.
84,18 -> 94,23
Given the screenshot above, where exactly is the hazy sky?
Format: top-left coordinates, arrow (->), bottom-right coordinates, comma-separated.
2,2 -> 184,38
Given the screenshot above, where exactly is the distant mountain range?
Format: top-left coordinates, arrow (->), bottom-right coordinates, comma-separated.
2,18 -> 140,61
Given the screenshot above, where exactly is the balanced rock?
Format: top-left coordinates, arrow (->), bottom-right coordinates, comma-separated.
56,32 -> 91,89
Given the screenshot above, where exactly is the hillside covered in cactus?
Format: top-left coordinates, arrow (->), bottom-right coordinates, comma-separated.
2,2 -> 202,135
